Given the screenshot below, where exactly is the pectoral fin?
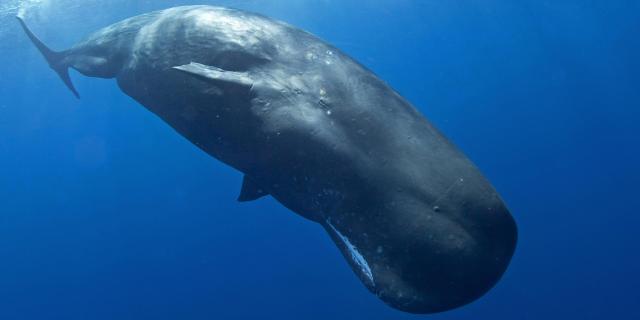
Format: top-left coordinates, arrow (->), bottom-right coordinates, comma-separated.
173,62 -> 254,88
238,175 -> 269,202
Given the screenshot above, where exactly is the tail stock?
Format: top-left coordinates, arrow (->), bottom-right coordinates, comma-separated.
16,16 -> 79,98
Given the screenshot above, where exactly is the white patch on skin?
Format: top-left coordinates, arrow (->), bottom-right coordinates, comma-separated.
327,221 -> 375,285
193,11 -> 217,26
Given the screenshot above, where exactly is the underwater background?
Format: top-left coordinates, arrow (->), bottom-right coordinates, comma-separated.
0,0 -> 638,319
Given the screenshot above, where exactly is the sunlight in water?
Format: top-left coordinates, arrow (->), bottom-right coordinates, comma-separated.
17,0 -> 47,18
0,0 -> 48,18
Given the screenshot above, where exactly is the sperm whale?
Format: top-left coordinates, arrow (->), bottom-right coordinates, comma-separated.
18,5 -> 517,314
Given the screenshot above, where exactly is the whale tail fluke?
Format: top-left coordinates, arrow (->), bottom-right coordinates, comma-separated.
16,16 -> 80,99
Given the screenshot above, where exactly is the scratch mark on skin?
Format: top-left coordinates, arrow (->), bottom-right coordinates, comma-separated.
431,177 -> 465,208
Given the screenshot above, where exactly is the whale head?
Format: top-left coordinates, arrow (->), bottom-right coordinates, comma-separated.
323,177 -> 518,314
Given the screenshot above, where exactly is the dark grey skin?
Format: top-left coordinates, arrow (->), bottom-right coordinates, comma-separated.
18,5 -> 517,314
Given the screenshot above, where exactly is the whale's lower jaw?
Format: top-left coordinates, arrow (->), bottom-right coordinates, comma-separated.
325,220 -> 375,286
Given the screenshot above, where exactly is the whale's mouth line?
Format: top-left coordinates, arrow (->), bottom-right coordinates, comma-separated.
326,220 -> 375,286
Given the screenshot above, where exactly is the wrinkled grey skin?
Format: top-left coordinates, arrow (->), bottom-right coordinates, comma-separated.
19,6 -> 517,314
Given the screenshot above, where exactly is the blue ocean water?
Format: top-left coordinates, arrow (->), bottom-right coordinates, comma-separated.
1,0 -> 638,319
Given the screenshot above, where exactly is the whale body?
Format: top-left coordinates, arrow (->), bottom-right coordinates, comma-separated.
18,6 -> 517,314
